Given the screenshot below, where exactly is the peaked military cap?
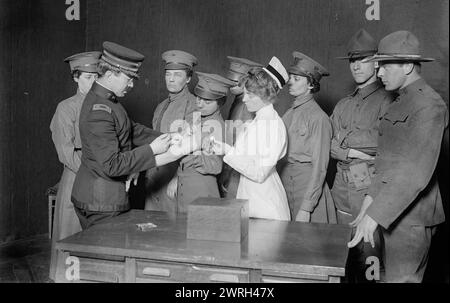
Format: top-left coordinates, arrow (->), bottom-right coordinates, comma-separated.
364,30 -> 434,63
64,51 -> 102,73
337,29 -> 378,60
194,72 -> 235,101
263,56 -> 289,90
100,42 -> 145,78
226,56 -> 263,83
288,51 -> 330,82
162,50 -> 198,70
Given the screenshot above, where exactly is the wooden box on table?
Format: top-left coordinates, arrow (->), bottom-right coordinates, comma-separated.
187,197 -> 249,243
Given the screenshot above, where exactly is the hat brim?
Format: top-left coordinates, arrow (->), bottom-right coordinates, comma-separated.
363,55 -> 435,63
336,55 -> 374,60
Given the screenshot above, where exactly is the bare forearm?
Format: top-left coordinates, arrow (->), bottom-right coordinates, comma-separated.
155,151 -> 182,167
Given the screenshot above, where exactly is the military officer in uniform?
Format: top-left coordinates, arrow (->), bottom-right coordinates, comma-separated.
278,52 -> 336,224
218,56 -> 263,198
167,72 -> 234,212
145,50 -> 198,212
348,31 -> 448,282
49,51 -> 101,281
71,42 -> 198,229
331,29 -> 393,282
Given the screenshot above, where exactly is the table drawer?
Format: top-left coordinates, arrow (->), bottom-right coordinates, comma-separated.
77,257 -> 125,283
136,260 -> 249,283
261,270 -> 329,283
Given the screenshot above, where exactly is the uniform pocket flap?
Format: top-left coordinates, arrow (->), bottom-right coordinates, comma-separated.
383,112 -> 409,124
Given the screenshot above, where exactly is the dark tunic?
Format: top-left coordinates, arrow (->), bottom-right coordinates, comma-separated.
72,82 -> 161,212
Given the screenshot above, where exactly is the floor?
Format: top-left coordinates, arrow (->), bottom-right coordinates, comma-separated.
0,234 -> 53,283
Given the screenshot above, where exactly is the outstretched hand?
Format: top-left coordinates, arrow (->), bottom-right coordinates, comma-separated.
210,137 -> 232,155
150,133 -> 171,155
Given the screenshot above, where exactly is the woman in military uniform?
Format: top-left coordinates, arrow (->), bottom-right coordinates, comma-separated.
167,72 -> 234,212
279,52 -> 336,224
48,51 -> 101,281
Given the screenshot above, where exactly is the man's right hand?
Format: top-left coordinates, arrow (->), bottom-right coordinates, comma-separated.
348,149 -> 375,161
150,133 -> 171,155
169,132 -> 201,156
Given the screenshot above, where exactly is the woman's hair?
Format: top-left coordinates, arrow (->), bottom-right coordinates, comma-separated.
185,69 -> 193,78
305,75 -> 320,93
71,70 -> 82,80
72,70 -> 99,80
238,67 -> 279,103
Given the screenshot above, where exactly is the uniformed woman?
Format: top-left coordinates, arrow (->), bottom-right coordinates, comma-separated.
48,51 -> 101,280
211,57 -> 291,221
145,50 -> 198,213
167,72 -> 234,212
279,51 -> 336,223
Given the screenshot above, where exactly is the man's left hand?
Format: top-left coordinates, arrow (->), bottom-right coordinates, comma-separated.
125,172 -> 139,192
347,215 -> 378,248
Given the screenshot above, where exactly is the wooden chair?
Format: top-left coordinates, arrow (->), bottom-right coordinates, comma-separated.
46,183 -> 58,239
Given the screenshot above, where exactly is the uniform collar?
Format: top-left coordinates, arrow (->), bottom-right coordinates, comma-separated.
201,108 -> 221,120
92,82 -> 117,102
397,78 -> 426,98
168,86 -> 191,103
292,93 -> 314,109
76,89 -> 86,98
350,80 -> 383,100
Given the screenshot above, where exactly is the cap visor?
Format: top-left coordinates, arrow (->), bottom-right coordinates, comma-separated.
165,63 -> 191,70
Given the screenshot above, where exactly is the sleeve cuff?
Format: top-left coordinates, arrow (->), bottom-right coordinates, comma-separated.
366,204 -> 391,230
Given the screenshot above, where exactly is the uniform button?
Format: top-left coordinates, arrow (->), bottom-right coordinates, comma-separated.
379,132 -> 383,136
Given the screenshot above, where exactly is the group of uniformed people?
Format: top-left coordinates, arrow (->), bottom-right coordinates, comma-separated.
48,28 -> 448,283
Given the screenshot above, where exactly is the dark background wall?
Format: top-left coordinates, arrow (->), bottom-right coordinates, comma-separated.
0,0 -> 88,242
1,0 -> 448,281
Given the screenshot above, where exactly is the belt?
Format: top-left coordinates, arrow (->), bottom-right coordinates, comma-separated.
342,165 -> 376,184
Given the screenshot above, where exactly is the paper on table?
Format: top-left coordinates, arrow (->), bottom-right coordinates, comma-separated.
136,222 -> 158,231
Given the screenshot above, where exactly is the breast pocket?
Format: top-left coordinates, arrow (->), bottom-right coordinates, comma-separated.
293,123 -> 308,136
383,112 -> 409,125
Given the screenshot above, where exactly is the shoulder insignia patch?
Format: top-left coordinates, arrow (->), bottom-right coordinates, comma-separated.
92,104 -> 112,114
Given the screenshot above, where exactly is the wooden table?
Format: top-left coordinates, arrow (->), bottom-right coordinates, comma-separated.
55,210 -> 351,283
